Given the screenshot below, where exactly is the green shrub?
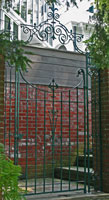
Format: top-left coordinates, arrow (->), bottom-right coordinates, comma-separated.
0,143 -> 25,200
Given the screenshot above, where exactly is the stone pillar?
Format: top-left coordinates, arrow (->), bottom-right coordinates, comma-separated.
0,55 -> 4,200
100,69 -> 109,193
92,69 -> 109,193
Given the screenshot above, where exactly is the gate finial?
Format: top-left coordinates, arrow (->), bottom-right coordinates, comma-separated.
48,79 -> 58,90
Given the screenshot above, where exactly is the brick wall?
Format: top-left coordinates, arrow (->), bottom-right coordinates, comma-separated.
100,70 -> 109,193
92,69 -> 109,193
4,82 -> 92,178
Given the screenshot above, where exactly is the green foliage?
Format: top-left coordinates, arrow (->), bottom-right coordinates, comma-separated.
45,0 -> 79,6
45,0 -> 57,5
85,0 -> 109,69
0,143 -> 25,200
0,32 -> 32,71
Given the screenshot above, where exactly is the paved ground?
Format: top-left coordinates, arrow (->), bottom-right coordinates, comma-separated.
25,192 -> 109,200
19,178 -> 84,193
26,194 -> 109,200
20,178 -> 109,200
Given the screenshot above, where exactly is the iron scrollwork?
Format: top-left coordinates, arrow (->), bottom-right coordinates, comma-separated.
48,109 -> 58,134
88,67 -> 99,78
21,4 -> 84,49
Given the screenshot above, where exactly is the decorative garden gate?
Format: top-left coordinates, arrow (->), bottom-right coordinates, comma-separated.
4,60 -> 95,195
4,3 -> 102,197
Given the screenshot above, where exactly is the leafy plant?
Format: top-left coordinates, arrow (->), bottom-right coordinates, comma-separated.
0,143 -> 25,200
85,0 -> 109,69
0,32 -> 32,71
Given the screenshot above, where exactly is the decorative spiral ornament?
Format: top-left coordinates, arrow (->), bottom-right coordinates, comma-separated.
47,12 -> 53,20
45,25 -> 53,34
22,25 -> 30,34
59,33 -> 68,44
39,30 -> 48,41
54,13 -> 60,20
76,35 -> 83,42
55,26 -> 62,35
55,25 -> 69,44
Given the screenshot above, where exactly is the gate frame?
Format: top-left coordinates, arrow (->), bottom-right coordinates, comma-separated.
4,51 -> 99,195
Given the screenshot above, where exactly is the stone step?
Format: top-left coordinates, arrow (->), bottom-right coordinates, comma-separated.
54,166 -> 94,185
74,154 -> 93,168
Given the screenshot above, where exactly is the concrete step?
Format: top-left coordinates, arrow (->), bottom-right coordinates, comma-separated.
54,166 -> 94,185
74,154 -> 93,168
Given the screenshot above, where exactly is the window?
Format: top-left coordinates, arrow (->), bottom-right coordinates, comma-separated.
5,15 -> 11,32
45,4 -> 46,12
41,5 -> 43,16
21,1 -> 27,21
13,22 -> 18,39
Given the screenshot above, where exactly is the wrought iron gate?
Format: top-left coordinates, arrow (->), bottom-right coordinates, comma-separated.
4,55 -> 100,196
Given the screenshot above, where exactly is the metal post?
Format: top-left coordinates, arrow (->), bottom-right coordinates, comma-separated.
35,88 -> 37,193
68,90 -> 71,191
76,87 -> 79,190
98,70 -> 103,191
86,54 -> 90,192
52,79 -> 55,192
43,91 -> 46,192
60,92 -> 63,191
9,67 -> 12,158
14,71 -> 18,165
25,84 -> 28,191
16,69 -> 20,165
83,69 -> 87,193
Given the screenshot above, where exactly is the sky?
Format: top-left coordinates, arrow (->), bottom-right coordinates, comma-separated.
58,0 -> 94,24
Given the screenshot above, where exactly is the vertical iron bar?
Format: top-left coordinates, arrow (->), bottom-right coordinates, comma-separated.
43,91 -> 46,193
17,70 -> 20,164
68,90 -> 71,191
94,77 -> 98,188
14,71 -> 18,165
60,92 -> 63,191
91,79 -> 94,186
25,84 -> 28,191
86,54 -> 90,192
98,71 -> 103,191
35,88 -> 37,193
83,70 -> 87,193
76,87 -> 79,190
52,83 -> 55,192
4,67 -> 7,148
9,67 -> 12,158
